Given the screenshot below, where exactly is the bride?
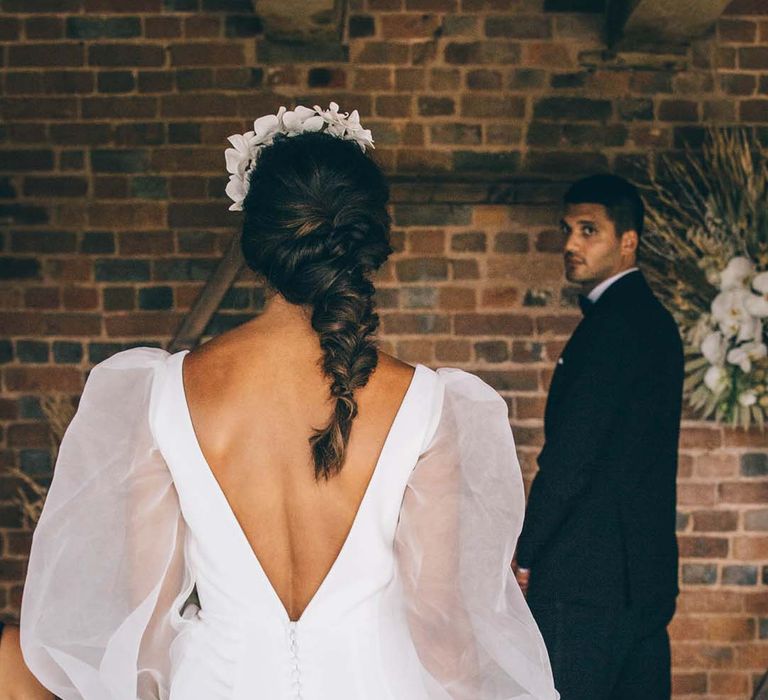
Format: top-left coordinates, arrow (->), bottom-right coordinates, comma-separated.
12,105 -> 557,699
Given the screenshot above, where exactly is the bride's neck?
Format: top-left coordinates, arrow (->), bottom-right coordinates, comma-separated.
245,291 -> 318,347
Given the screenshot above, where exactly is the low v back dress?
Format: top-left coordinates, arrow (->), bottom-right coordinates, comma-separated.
19,347 -> 558,700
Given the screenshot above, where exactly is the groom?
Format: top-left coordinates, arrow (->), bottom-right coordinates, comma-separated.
513,174 -> 684,699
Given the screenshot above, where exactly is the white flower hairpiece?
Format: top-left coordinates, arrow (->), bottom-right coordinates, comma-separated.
224,102 -> 375,211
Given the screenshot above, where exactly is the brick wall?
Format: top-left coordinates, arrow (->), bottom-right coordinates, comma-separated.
1,0 -> 767,697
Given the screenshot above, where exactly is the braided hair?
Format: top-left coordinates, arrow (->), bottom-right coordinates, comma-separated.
241,132 -> 392,480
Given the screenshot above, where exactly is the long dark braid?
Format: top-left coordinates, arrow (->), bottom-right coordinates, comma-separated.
240,132 -> 392,480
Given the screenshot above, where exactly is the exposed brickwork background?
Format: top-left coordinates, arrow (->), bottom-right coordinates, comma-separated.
1,0 -> 767,696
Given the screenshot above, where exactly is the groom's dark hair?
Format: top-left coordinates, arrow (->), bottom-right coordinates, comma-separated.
564,174 -> 644,239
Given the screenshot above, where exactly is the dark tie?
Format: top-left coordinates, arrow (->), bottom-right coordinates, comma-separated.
577,295 -> 593,316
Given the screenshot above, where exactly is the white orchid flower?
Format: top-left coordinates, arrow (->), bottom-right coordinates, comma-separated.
225,174 -> 247,211
712,289 -> 755,339
704,365 -> 729,395
224,133 -> 252,177
252,111 -> 282,146
701,331 -> 727,365
745,271 -> 768,317
726,341 -> 767,373
738,390 -> 757,407
719,256 -> 755,291
282,106 -> 320,134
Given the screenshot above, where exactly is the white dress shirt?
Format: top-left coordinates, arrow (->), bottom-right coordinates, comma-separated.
587,267 -> 639,304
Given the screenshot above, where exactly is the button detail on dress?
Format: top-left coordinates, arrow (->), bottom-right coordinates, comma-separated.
287,622 -> 303,699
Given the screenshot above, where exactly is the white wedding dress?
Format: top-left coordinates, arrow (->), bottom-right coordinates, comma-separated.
20,347 -> 558,700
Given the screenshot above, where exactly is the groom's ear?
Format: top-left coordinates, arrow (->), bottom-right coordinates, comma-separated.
620,229 -> 638,256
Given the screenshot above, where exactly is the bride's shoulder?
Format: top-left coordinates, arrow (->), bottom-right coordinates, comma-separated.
92,345 -> 171,373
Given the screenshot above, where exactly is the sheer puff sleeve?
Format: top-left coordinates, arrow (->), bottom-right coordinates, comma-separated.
395,369 -> 558,700
20,347 -> 192,700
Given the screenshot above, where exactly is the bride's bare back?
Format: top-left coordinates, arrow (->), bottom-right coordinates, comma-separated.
182,299 -> 414,622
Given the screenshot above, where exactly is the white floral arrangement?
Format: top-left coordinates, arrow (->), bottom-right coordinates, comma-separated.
694,257 -> 768,419
642,129 -> 768,429
224,102 -> 374,211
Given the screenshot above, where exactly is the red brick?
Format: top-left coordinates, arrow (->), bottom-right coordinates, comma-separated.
381,13 -> 440,39
524,42 -> 573,68
89,44 -> 164,67
94,176 -> 128,198
62,286 -> 99,310
710,671 -> 749,694
438,287 -> 476,310
82,97 -> 158,119
671,672 -> 707,694
678,536 -> 729,558
718,481 -> 768,504
395,67 -> 425,90
671,642 -> 734,669
435,339 -> 470,362
5,532 -> 32,558
145,16 -> 182,38
105,312 -> 183,337
534,315 -> 579,336
658,99 -> 699,122
677,590 -> 743,613
454,313 -> 533,335
170,42 -> 245,67
184,16 -> 221,38
732,536 -> 768,559
0,400 -> 18,421
117,231 -> 174,255
25,16 -> 64,39
461,95 -> 525,118
691,509 -> 739,531
481,286 -> 520,307
740,100 -> 768,121
88,203 -> 165,229
396,339 -> 434,364
719,18 -> 758,42
376,95 -> 413,118
680,427 -> 723,449
1,97 -> 78,121
678,483 -> 717,507
41,313 -> 101,336
7,423 -> 50,448
160,93 -> 238,118
352,41 -> 410,65
44,258 -> 92,281
0,18 -> 20,40
9,43 -> 83,67
354,68 -> 393,91
0,312 -> 46,335
4,367 -> 82,392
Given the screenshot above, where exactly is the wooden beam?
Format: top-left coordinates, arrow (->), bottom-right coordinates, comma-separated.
168,231 -> 244,352
607,0 -> 731,48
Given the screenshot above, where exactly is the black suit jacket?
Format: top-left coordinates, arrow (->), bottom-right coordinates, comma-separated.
517,270 -> 683,613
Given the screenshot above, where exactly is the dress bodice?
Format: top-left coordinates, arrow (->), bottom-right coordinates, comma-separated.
151,351 -> 441,699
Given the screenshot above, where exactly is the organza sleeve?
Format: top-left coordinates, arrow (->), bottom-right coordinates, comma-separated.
395,369 -> 558,700
20,347 -> 192,700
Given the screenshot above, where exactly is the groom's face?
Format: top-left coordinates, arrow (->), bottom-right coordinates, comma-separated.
561,202 -> 629,288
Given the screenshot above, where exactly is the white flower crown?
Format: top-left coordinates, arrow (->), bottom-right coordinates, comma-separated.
224,102 -> 375,211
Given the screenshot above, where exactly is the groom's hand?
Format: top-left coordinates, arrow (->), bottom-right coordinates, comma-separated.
511,560 -> 530,596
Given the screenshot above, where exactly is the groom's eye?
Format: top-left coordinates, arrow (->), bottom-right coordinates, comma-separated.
582,225 -> 596,236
